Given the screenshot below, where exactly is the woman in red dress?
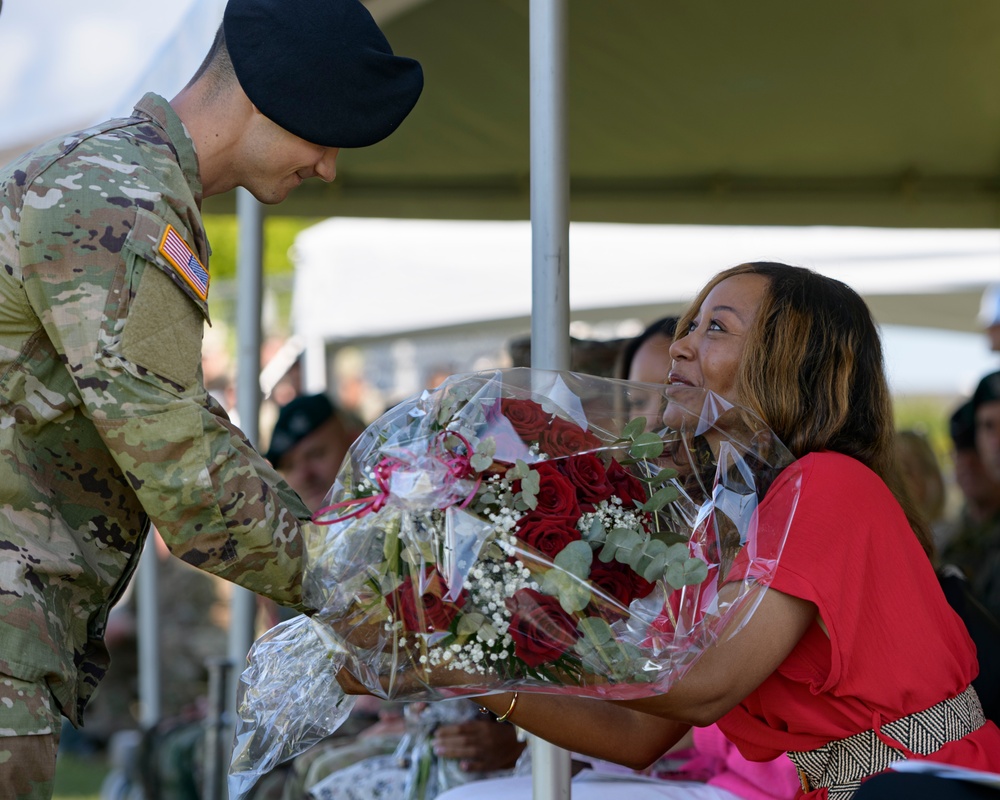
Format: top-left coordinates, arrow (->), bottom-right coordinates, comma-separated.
341,263 -> 1000,799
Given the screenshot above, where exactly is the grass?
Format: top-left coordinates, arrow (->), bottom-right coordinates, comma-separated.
52,750 -> 110,800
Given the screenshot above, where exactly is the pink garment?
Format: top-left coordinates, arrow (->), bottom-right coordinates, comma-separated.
586,724 -> 800,800
690,725 -> 800,800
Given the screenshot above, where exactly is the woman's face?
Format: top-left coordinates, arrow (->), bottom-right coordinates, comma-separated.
627,333 -> 673,429
629,333 -> 673,384
668,272 -> 769,404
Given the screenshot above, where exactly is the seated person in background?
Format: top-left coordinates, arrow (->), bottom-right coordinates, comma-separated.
894,429 -> 947,549
307,700 -> 525,800
265,392 -> 361,516
941,391 -> 1000,623
893,424 -> 1000,723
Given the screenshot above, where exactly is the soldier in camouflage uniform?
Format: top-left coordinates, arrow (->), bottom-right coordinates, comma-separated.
0,0 -> 422,796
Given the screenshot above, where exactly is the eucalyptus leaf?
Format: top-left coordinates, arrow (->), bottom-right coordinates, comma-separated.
521,469 -> 540,494
470,452 -> 493,472
600,527 -> 642,563
457,612 -> 486,637
647,467 -> 679,487
583,517 -> 607,545
622,417 -> 646,440
553,539 -> 593,578
664,542 -> 690,562
508,460 -> 530,480
577,616 -> 614,646
665,557 -> 710,589
628,432 -> 665,460
642,554 -> 667,582
641,484 -> 680,512
540,569 -> 592,613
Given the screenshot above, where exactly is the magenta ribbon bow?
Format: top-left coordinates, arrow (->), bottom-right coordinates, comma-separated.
312,431 -> 482,526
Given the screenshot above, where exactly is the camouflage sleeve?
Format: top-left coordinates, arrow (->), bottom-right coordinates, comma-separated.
18,194 -> 318,613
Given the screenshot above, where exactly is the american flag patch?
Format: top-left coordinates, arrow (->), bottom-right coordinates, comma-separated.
158,225 -> 209,301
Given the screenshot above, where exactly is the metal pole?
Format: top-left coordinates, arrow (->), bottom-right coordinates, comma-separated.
530,1 -> 572,798
136,532 -> 161,728
224,187 -> 266,793
203,657 -> 234,800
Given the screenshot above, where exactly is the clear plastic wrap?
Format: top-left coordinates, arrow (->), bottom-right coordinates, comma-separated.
230,368 -> 798,798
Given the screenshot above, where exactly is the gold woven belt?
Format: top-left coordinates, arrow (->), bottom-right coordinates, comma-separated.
787,684 -> 986,800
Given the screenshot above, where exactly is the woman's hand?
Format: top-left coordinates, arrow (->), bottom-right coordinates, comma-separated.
433,716 -> 526,773
335,666 -> 373,696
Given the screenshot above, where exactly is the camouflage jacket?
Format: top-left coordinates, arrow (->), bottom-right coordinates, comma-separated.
0,94 -> 317,725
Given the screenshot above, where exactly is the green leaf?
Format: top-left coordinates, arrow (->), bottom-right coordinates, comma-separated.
457,612 -> 486,637
520,469 -> 540,494
582,517 -> 607,545
622,417 -> 646,440
577,616 -> 614,646
508,460 -> 530,480
553,540 -> 593,578
539,569 -> 592,613
647,467 -> 679,487
514,495 -> 534,512
665,557 -> 709,589
641,484 -> 680,512
470,452 -> 493,472
599,527 -> 642,563
628,432 -> 665,460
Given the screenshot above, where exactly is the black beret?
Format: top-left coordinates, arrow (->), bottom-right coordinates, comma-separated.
949,400 -> 977,451
224,0 -> 423,148
972,371 -> 1000,413
266,393 -> 337,466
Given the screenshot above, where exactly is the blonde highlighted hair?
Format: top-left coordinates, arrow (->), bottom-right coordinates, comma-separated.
675,262 -> 934,557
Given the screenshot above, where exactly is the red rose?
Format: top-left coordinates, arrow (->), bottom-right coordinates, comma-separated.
630,570 -> 656,600
505,588 -> 580,667
390,567 -> 467,633
514,513 -> 581,560
559,453 -> 614,505
500,398 -> 552,441
589,561 -> 639,610
529,462 -> 581,519
606,458 -> 649,511
538,416 -> 603,458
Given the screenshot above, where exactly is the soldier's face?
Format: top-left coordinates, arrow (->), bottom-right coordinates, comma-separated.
242,111 -> 340,204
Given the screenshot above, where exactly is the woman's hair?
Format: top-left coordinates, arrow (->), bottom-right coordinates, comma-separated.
675,261 -> 935,557
615,316 -> 679,380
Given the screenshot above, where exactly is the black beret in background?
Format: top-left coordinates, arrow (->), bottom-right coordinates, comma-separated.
972,371 -> 1000,413
223,0 -> 423,148
950,399 -> 977,452
266,393 -> 337,466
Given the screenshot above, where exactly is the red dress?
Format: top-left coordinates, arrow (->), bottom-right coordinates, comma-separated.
717,451 -> 1000,798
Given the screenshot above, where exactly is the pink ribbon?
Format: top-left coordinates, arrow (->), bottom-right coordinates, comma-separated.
312,431 -> 482,526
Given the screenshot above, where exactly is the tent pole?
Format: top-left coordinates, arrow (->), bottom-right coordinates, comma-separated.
226,187 -> 265,768
136,531 -> 161,729
530,1 -> 572,799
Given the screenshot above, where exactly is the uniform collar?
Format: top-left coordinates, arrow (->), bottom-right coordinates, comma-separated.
133,92 -> 204,207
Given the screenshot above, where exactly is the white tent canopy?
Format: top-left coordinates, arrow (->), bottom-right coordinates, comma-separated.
292,217 -> 1000,341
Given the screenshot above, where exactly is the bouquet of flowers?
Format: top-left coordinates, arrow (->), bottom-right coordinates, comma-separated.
229,368 -> 798,799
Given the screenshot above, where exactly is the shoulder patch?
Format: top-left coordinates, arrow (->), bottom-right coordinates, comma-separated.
158,225 -> 210,302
